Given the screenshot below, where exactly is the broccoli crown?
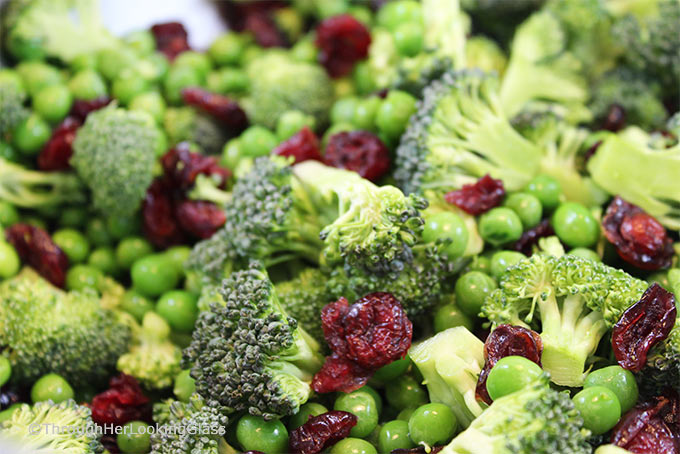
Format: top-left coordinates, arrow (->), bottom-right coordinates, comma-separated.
117,312 -> 182,390
163,107 -> 229,155
0,75 -> 28,137
246,53 -> 334,129
2,0 -> 119,62
482,254 -> 648,386
464,36 -> 507,76
395,70 -> 542,195
643,318 -> 680,393
71,105 -> 160,216
422,0 -> 468,67
151,394 -> 229,454
183,263 -> 323,420
408,327 -> 486,428
0,399 -> 103,453
0,269 -> 131,387
441,378 -> 591,454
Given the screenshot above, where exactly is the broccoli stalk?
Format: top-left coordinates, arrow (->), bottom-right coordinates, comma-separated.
188,174 -> 232,207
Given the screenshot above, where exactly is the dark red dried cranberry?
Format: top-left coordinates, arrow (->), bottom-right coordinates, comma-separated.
603,197 -> 674,270
142,179 -> 186,248
512,219 -> 555,256
273,127 -> 322,164
150,22 -> 190,60
312,353 -> 373,394
612,284 -> 677,372
602,104 -> 627,132
444,175 -> 505,216
38,117 -> 81,171
70,96 -> 112,122
161,144 -> 231,191
5,224 -> 69,287
216,1 -> 286,47
90,374 -> 151,427
175,199 -> 226,239
100,434 -> 120,453
315,15 -> 371,78
182,87 -> 249,135
476,324 -> 543,404
324,131 -> 390,181
244,11 -> 288,47
289,411 -> 357,454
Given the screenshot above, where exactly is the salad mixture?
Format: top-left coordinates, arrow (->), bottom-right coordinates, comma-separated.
0,0 -> 679,453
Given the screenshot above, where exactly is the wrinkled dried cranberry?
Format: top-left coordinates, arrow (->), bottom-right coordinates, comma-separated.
142,179 -> 186,248
217,1 -> 286,47
476,324 -> 543,404
90,374 -> 151,427
161,143 -> 231,191
316,15 -> 371,78
244,11 -> 288,47
444,175 -> 505,216
312,354 -> 373,394
0,387 -> 22,410
289,411 -> 357,454
37,117 -> 81,171
150,22 -> 190,60
273,127 -> 322,164
182,87 -> 249,135
5,224 -> 69,287
512,219 -> 555,256
602,104 -> 627,132
612,284 -> 676,372
392,447 -> 445,454
603,197 -> 673,270
70,96 -> 112,122
175,199 -> 226,239
324,131 -> 390,181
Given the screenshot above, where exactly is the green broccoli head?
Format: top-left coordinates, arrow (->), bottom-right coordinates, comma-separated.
163,107 -> 229,155
393,54 -> 454,98
482,254 -> 648,386
182,263 -> 323,420
441,377 -> 591,454
643,316 -> 680,393
0,400 -> 103,453
246,53 -> 334,129
464,36 -> 507,76
0,72 -> 28,138
0,268 -> 131,387
71,105 -> 160,216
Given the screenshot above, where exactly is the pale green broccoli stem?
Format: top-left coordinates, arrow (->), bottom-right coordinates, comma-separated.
0,158 -> 85,208
188,174 -> 232,207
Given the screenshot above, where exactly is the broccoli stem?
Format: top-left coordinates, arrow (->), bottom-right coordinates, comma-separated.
0,158 -> 85,208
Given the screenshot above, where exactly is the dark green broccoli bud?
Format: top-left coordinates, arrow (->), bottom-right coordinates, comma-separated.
182,263 -> 323,420
163,107 -> 230,155
0,399 -> 103,453
0,73 -> 28,138
71,105 -> 160,216
0,268 -> 131,387
393,54 -> 454,98
441,377 -> 591,454
643,313 -> 680,393
482,254 -> 648,386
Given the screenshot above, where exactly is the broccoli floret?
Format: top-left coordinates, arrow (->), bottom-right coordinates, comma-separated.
0,72 -> 28,138
643,320 -> 680,393
0,268 -> 131,387
393,55 -> 454,98
163,107 -> 229,155
408,327 -> 486,428
2,0 -> 119,62
0,400 -> 103,453
462,0 -> 545,44
422,0 -> 468,67
441,378 -> 591,454
0,157 -> 85,209
187,174 -> 232,208
117,312 -> 182,390
482,254 -> 648,386
183,263 -> 323,420
464,36 -> 507,76
246,53 -> 334,129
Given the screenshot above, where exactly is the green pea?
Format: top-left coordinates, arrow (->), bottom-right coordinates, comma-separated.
70,54 -> 98,71
164,245 -> 192,275
552,202 -> 599,248
393,21 -> 424,57
220,138 -> 242,169
22,216 -> 47,230
504,192 -> 543,229
568,247 -> 601,262
331,97 -> 360,125
121,290 -> 154,323
0,404 -> 21,423
117,421 -> 151,454
16,61 -> 62,96
353,96 -> 382,131
164,65 -> 202,105
358,385 -> 383,415
33,84 -> 73,124
396,407 -> 416,422
52,229 -> 90,264
0,357 -> 11,388
173,369 -> 196,403
66,265 -> 103,291
385,375 -> 427,410
0,201 -> 19,227
423,211 -> 469,259
288,402 -> 329,430
206,68 -> 249,95
240,44 -> 264,66
116,236 -> 154,270
88,247 -> 119,276
125,30 -> 156,56
86,218 -> 113,247
486,356 -> 543,401
128,91 -> 166,124
209,33 -> 248,66
584,366 -> 638,414
408,403 -> 457,447
291,37 -> 317,63
236,414 -> 289,454
334,389 -> 379,438
0,141 -> 21,163
97,48 -> 138,81
330,438 -> 377,454
58,206 -> 88,229
68,69 -> 108,100
454,271 -> 498,318
146,53 -> 170,82
31,373 -> 74,404
240,126 -> 279,157
572,386 -> 621,435
376,0 -> 422,31
379,420 -> 414,452
132,254 -> 180,297
156,290 -> 198,333
434,302 -> 475,332
276,110 -> 316,141
174,51 -> 213,79
348,6 -> 372,25
13,114 -> 51,155
489,251 -> 526,280
372,358 -> 410,384
107,215 -> 141,240
525,175 -> 562,211
375,90 -> 417,141
112,70 -> 149,105
479,207 -> 524,246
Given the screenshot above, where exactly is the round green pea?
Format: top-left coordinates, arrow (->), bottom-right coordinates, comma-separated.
330,438 -> 377,454
0,201 -> 19,227
66,265 -> 103,291
372,358 -> 411,384
375,90 -> 417,141
0,141 -> 20,163
53,229 -> 90,263
174,51 -> 213,79
423,211 -> 469,259
455,271 -> 498,318
131,254 -> 180,297
97,48 -> 138,81
393,22 -> 424,57
70,54 -> 98,71
434,302 -> 475,332
86,218 -> 113,247
584,366 -> 638,414
125,30 -> 156,56
209,33 -> 248,66
220,138 -> 242,169
334,390 -> 379,438
68,69 -> 108,100
146,53 -> 170,82
486,356 -> 543,401
376,0 -> 423,31
31,373 -> 74,403
236,415 -> 289,454
504,192 -> 543,229
288,402 -> 328,430
568,247 -> 601,262
173,369 -> 196,403
164,245 -> 192,275
385,375 -> 427,410
129,91 -> 166,124
156,290 -> 198,333
88,247 -> 119,276
16,61 -> 62,96
0,357 -> 11,388
525,175 -> 562,211
107,215 -> 141,240
353,96 -> 381,131
397,407 -> 416,421
479,207 -> 524,246
240,126 -> 279,157
489,251 -> 526,280
331,97 -> 360,125
112,70 -> 149,105
164,65 -> 202,105
572,386 -> 621,435
408,403 -> 457,446
58,206 -> 88,229
291,37 -> 318,63
552,202 -> 599,248
13,114 -> 51,155
33,84 -> 73,123
206,68 -> 249,95
0,241 -> 19,280
117,421 -> 151,453
379,420 -> 414,453
276,110 -> 316,141
116,236 -> 154,270
121,290 -> 154,323
358,385 -> 383,415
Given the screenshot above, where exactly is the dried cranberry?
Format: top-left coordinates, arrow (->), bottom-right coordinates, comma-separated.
90,374 -> 151,427
216,1 -> 286,47
150,22 -> 190,60
582,140 -> 602,164
0,387 -> 22,410
100,434 -> 120,453
602,104 -> 627,132
175,199 -> 226,239
444,175 -> 505,216
161,144 -> 231,191
512,219 -> 555,256
612,284 -> 677,372
70,96 -> 112,122
612,391 -> 680,453
5,224 -> 69,287
289,411 -> 357,454
273,127 -> 322,164
476,324 -> 543,404
311,354 -> 373,394
315,15 -> 371,78
182,87 -> 249,135
603,197 -> 674,270
142,179 -> 186,248
244,11 -> 288,47
37,117 -> 81,171
324,131 -> 390,181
